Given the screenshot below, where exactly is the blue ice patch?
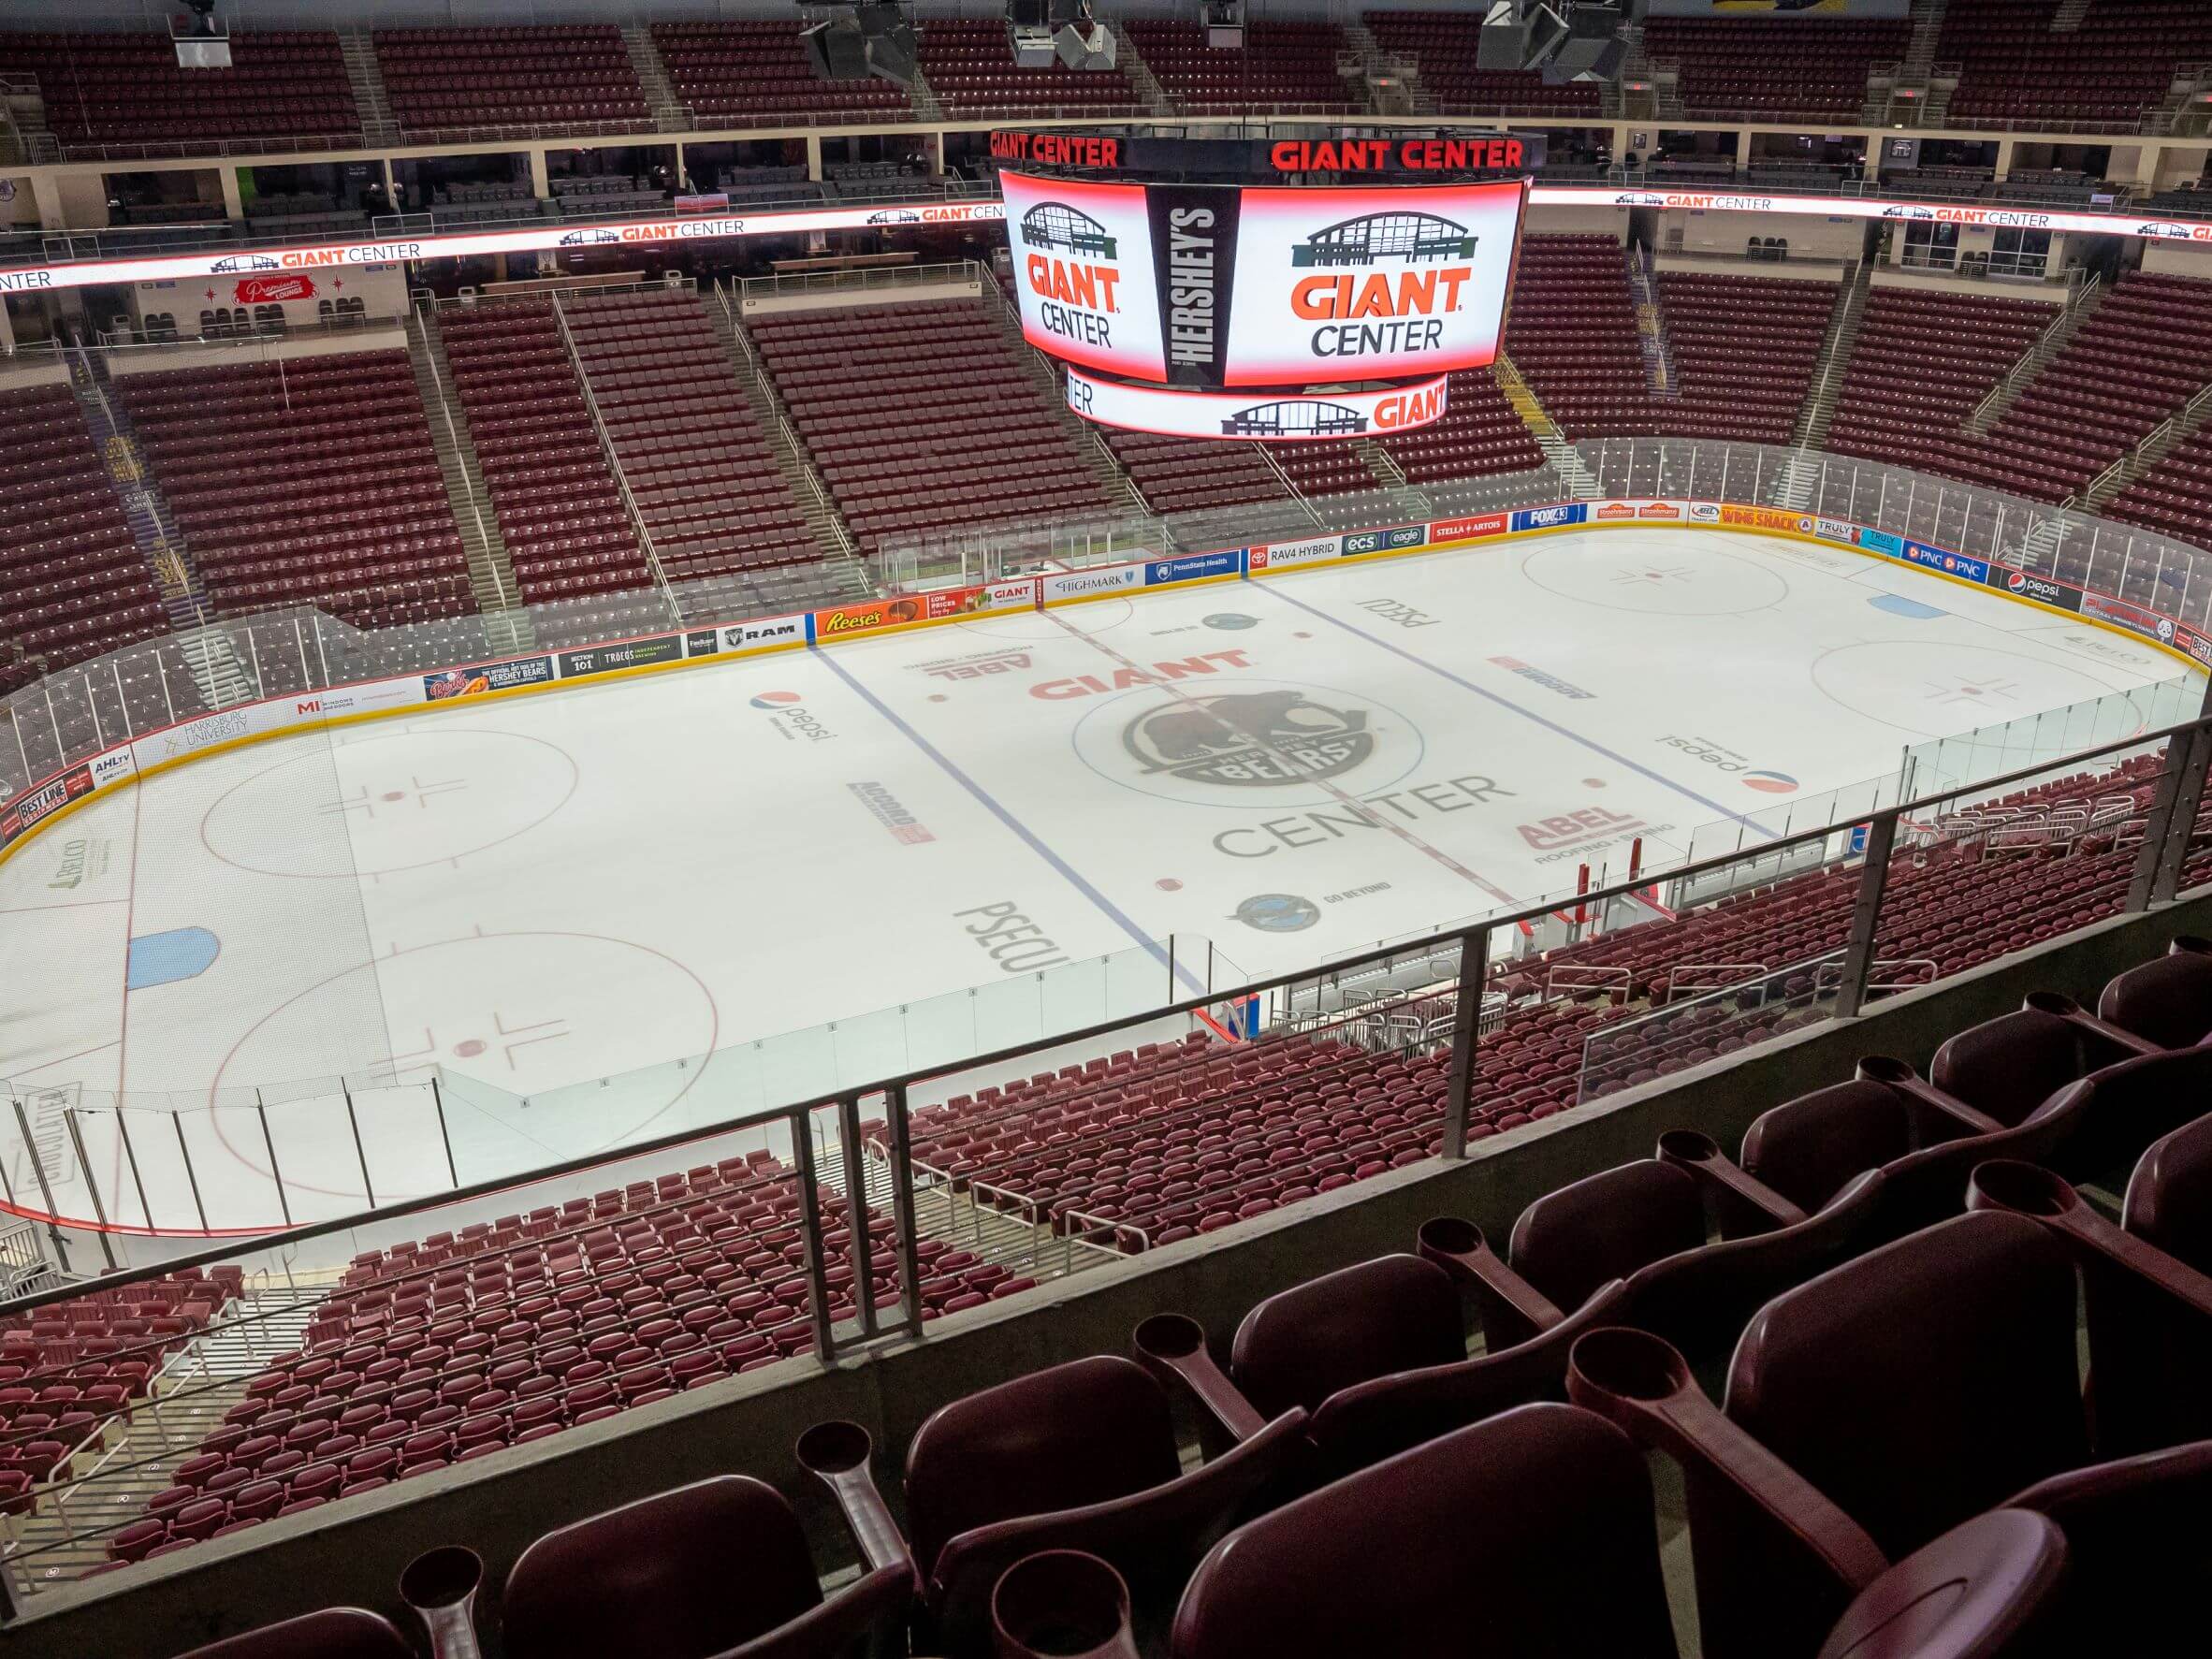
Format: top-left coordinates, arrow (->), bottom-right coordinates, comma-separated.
1870,593 -> 1946,620
126,927 -> 220,990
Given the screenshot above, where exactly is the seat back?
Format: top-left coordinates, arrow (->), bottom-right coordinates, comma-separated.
924,1407 -> 1307,1659
1868,1090 -> 2084,1243
1930,1007 -> 2112,1127
904,1356 -> 1183,1578
1301,1281 -> 1629,1485
2006,1438 -> 2212,1652
1741,1081 -> 1911,1213
1168,1404 -> 1678,1659
1620,1171 -> 1885,1361
182,1609 -> 415,1659
2053,1045 -> 2212,1183
1228,1255 -> 1463,1422
2098,939 -> 2212,1049
2124,1110 -> 2212,1273
1509,1158 -> 1706,1317
500,1477 -> 825,1659
1727,1212 -> 2086,1564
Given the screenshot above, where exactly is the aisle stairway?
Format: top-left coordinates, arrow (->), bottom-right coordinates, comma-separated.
338,32 -> 397,145
621,23 -> 694,132
405,307 -> 531,652
1791,258 -> 1872,453
5,1290 -> 322,1596
1493,356 -> 1601,498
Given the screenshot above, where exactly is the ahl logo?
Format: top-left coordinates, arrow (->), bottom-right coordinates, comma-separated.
1123,690 -> 1373,789
1741,770 -> 1798,794
1687,502 -> 1722,524
1232,894 -> 1320,933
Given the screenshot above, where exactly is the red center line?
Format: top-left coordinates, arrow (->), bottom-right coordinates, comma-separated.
1041,609 -> 1523,910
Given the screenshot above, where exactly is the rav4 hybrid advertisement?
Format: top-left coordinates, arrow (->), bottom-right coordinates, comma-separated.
1002,170 -> 1525,391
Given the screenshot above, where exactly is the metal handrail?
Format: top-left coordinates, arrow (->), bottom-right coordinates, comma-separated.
547,289 -> 677,605
407,299 -> 516,616
710,278 -> 859,564
1970,269 -> 2099,427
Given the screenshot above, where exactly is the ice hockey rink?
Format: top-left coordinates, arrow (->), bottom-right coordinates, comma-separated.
0,525 -> 2196,1229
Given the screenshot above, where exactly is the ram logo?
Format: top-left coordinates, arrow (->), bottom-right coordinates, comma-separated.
1220,398 -> 1369,438
558,227 -> 622,246
867,208 -> 924,226
1021,201 -> 1116,257
210,255 -> 281,272
1293,211 -> 1477,268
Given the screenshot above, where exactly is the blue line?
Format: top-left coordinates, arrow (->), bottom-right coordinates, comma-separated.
813,649 -> 1213,995
1259,583 -> 1782,841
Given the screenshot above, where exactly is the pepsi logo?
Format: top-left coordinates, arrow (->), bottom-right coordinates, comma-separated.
1741,770 -> 1799,794
750,691 -> 803,709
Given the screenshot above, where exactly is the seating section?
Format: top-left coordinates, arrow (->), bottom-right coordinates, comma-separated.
0,1270 -> 240,1517
1361,12 -> 1601,114
2105,425 -> 2212,546
1503,241 -> 1832,445
1939,0 -> 2212,129
918,18 -> 1142,114
0,385 -> 167,686
373,25 -> 648,136
1123,22 -> 1357,110
1914,272 -> 2212,502
439,300 -> 654,604
559,291 -> 819,582
750,300 -> 1115,553
1648,271 -> 1835,445
1642,17 -> 1910,119
1375,371 -> 1545,486
1104,429 -> 1293,517
102,1159 -> 926,1564
113,353 -> 472,630
0,30 -> 357,150
650,21 -> 913,124
1825,285 -> 2058,469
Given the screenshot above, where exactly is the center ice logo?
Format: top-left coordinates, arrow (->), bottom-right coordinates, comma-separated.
1122,690 -> 1374,788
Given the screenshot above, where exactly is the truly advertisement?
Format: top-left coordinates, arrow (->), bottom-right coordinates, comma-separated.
1987,564 -> 2083,614
1001,170 -> 1167,383
1067,368 -> 1448,443
556,635 -> 685,678
1899,541 -> 1990,586
423,656 -> 556,700
1222,179 -> 1525,386
1146,550 -> 1244,586
1858,527 -> 1903,556
1813,517 -> 1859,546
1511,502 -> 1588,532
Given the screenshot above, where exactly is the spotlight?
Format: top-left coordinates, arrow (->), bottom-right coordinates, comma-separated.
1479,0 -> 1642,82
799,2 -> 920,89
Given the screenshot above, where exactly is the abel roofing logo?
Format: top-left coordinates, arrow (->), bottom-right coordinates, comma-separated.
1741,770 -> 1799,794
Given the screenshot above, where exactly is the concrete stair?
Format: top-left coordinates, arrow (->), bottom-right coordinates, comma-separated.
977,277 -> 1148,518
1904,0 -> 1949,76
1627,245 -> 1678,397
705,288 -> 873,596
405,307 -> 531,648
2050,0 -> 2092,31
1792,258 -> 1871,452
547,296 -> 677,601
1107,24 -> 1177,115
4,1291 -> 322,1596
338,32 -> 398,146
1495,355 -> 1602,499
3,77 -> 57,165
1966,272 -> 2103,435
621,23 -> 694,133
2082,380 -> 2212,510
